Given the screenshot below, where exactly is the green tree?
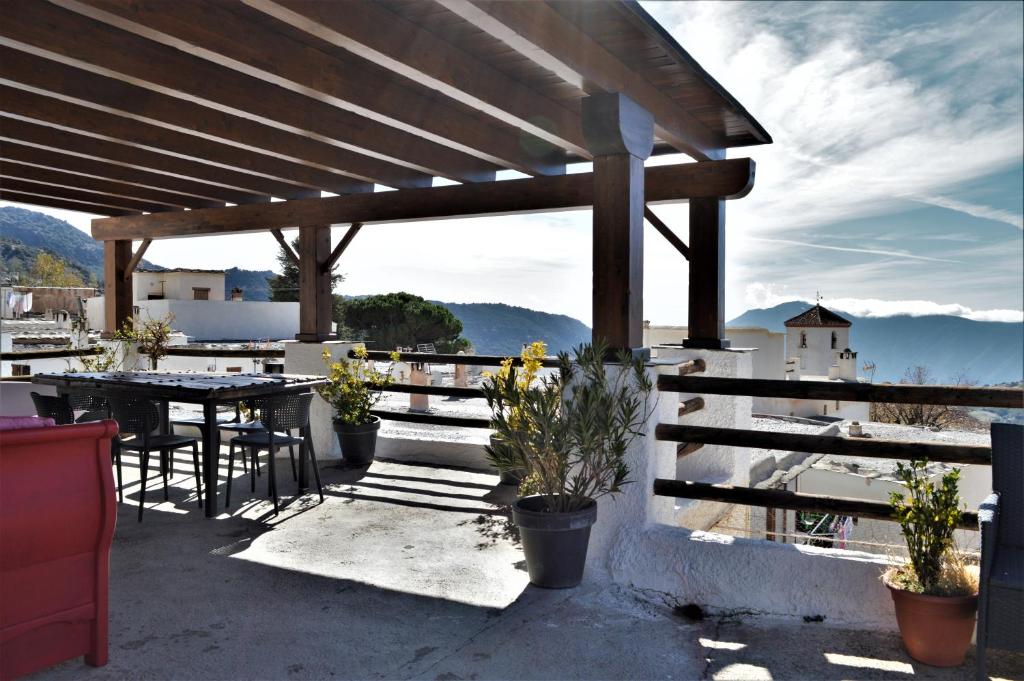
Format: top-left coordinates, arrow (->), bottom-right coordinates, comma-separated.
343,292 -> 471,352
267,236 -> 347,330
31,252 -> 84,287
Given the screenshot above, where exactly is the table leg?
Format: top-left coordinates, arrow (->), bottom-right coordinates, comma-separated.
159,400 -> 170,434
202,401 -> 218,517
298,424 -> 309,491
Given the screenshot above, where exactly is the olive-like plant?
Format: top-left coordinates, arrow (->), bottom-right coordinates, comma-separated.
889,460 -> 965,594
317,346 -> 399,425
483,340 -> 655,513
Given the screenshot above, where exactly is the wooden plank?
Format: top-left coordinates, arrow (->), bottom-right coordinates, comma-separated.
4,0 -> 498,183
684,197 -> 727,349
653,479 -> 979,530
0,116 -> 271,203
354,349 -> 562,368
0,176 -> 175,213
0,159 -> 213,209
295,224 -> 333,342
370,409 -> 491,429
92,159 -> 756,240
0,135 -> 255,205
0,189 -> 135,216
0,86 -> 358,197
658,375 -> 1024,409
438,0 -> 725,161
122,239 -> 152,281
247,0 -> 589,158
270,229 -> 299,266
679,359 -> 705,376
71,0 -> 564,176
678,396 -> 704,417
369,382 -> 485,399
0,46 -> 430,189
676,441 -> 704,458
103,239 -> 133,335
644,205 -> 689,260
323,223 -> 362,273
654,423 -> 993,465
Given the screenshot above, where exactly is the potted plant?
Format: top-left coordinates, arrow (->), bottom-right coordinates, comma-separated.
884,459 -> 978,667
124,313 -> 175,370
317,346 -> 397,466
483,341 -> 654,589
487,341 -> 547,485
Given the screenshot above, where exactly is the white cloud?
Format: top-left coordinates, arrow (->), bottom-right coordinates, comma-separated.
908,194 -> 1024,230
749,237 -> 961,264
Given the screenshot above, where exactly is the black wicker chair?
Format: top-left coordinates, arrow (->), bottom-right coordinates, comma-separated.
219,402 -> 300,480
32,392 -> 123,502
225,393 -> 322,515
108,397 -> 203,522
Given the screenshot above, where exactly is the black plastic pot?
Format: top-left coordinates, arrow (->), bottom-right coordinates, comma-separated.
489,434 -> 525,486
333,416 -> 380,466
512,495 -> 597,589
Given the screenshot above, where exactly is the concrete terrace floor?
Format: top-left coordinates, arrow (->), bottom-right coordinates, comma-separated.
31,449 -> 1023,681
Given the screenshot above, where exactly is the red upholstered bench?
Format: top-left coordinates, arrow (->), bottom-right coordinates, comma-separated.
1,419 -> 118,680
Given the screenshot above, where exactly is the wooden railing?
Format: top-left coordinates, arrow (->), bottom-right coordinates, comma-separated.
352,349 -> 561,367
655,373 -> 1023,530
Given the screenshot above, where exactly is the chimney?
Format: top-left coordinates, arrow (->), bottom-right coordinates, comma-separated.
230,287 -> 244,301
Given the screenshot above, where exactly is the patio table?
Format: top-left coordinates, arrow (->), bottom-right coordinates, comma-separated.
32,372 -> 327,517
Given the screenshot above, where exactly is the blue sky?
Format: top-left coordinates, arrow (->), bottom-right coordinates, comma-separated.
4,0 -> 1022,323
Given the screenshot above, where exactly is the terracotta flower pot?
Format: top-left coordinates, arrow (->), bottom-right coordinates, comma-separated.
885,580 -> 977,667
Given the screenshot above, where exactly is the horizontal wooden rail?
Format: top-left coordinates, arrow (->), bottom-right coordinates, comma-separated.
370,409 -> 492,429
367,382 -> 485,398
653,479 -> 979,530
658,375 -> 1023,409
164,347 -> 285,358
353,349 -> 561,367
655,424 -> 991,465
0,347 -> 101,360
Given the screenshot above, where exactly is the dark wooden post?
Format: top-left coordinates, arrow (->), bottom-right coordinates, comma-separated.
684,197 -> 728,349
102,239 -> 132,337
581,93 -> 653,357
295,224 -> 334,342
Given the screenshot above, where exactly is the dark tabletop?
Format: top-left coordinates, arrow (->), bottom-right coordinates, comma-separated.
32,371 -> 327,403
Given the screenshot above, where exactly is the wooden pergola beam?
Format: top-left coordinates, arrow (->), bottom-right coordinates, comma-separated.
0,159 -> 216,210
0,117 -> 271,204
438,0 -> 725,161
270,229 -> 299,267
0,46 -> 432,190
1,86 -> 366,198
92,158 -> 756,241
323,223 -> 363,274
247,0 -> 589,159
122,238 -> 152,281
3,0 -> 500,184
0,189 -> 135,217
644,206 -> 689,260
0,177 -> 176,214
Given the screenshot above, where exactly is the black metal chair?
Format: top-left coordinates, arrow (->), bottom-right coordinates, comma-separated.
225,393 -> 323,515
32,392 -> 123,502
67,393 -> 108,424
171,411 -> 235,470
108,397 -> 203,522
218,402 -> 300,480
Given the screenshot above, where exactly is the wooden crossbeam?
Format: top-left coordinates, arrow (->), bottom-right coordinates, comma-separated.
0,177 -> 174,214
122,239 -> 152,281
645,206 -> 690,260
5,0 -> 499,183
323,223 -> 363,274
270,229 -> 299,267
0,189 -> 135,216
92,159 -> 755,240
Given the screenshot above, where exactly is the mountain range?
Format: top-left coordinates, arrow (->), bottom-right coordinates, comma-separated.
435,301 -> 590,356
729,301 -> 1023,385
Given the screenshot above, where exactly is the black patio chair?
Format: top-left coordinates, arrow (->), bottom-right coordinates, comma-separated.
32,392 -> 123,502
225,393 -> 323,515
67,393 -> 108,423
108,396 -> 203,522
976,423 -> 1023,680
219,401 -> 300,481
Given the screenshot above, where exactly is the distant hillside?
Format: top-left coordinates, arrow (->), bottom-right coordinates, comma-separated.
729,301 -> 1023,385
225,267 -> 273,301
0,206 -> 158,283
0,238 -> 95,286
435,302 -> 590,355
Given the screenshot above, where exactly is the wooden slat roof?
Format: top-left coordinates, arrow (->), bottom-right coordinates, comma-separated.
0,0 -> 770,218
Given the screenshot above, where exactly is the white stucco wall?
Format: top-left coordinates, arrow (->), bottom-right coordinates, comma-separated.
133,271 -> 226,302
787,326 -> 850,376
757,396 -> 870,420
644,325 -> 785,382
86,298 -> 298,341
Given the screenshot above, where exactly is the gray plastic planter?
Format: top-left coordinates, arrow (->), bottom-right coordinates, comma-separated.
512,495 -> 597,589
333,416 -> 380,466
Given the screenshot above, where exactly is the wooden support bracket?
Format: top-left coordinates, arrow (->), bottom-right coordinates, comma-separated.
122,238 -> 152,281
644,206 -> 689,260
679,359 -> 706,375
270,228 -> 299,266
678,397 -> 705,417
323,223 -> 363,273
677,442 -> 704,458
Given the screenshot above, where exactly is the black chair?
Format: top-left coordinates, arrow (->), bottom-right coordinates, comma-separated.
67,393 -> 108,423
108,397 -> 204,522
225,393 -> 323,515
32,392 -> 123,502
219,402 -> 300,480
171,411 -> 235,469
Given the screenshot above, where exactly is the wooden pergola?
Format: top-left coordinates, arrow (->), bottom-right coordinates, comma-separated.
0,0 -> 770,352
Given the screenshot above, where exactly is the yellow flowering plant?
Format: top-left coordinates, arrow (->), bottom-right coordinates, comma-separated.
317,346 -> 400,425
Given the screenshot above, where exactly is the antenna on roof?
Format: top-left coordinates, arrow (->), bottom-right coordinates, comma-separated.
815,290 -> 823,304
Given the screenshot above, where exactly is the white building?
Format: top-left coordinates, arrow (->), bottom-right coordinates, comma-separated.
86,269 -> 299,342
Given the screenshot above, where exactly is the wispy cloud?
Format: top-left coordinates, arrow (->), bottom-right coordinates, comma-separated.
749,237 -> 961,264
908,194 -> 1023,230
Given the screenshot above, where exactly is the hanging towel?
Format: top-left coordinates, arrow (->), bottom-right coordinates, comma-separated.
22,292 -> 32,313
